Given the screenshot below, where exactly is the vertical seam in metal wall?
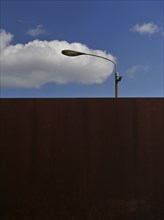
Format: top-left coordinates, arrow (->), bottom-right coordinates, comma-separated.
31,99 -> 38,218
132,98 -> 139,199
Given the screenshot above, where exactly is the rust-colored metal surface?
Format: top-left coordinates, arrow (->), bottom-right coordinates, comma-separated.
0,98 -> 164,219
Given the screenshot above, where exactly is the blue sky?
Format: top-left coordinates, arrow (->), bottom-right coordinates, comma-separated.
0,0 -> 163,98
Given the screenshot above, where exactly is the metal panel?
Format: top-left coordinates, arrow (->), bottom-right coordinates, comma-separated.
0,98 -> 164,219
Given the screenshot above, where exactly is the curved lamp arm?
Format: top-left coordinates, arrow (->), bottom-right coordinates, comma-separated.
61,49 -> 117,73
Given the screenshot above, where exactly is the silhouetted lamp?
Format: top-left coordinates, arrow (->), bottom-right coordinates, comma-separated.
61,49 -> 122,98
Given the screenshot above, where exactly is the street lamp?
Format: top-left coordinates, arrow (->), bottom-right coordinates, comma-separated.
61,49 -> 122,98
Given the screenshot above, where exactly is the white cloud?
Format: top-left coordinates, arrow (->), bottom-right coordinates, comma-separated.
131,22 -> 159,35
126,65 -> 149,79
0,29 -> 13,50
0,29 -> 115,88
26,24 -> 45,37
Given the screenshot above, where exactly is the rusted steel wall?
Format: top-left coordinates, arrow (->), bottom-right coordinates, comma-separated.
0,98 -> 164,219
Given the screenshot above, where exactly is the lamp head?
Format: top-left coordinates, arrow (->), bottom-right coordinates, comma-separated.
61,50 -> 85,57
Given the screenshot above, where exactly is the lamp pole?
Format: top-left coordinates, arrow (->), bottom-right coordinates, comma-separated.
61,49 -> 122,98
